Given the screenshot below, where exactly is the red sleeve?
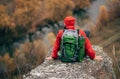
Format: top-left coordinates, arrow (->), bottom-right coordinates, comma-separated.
51,30 -> 63,59
80,30 -> 95,59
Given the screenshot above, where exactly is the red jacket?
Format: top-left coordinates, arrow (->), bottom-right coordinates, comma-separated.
51,16 -> 95,59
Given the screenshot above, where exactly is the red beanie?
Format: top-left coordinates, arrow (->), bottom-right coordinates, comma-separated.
64,16 -> 76,29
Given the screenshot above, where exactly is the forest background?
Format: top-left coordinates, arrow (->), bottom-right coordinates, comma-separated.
0,0 -> 120,79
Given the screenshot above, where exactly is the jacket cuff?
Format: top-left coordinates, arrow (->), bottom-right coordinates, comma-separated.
90,53 -> 95,60
52,56 -> 58,60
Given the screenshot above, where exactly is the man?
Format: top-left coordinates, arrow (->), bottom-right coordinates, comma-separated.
47,16 -> 102,61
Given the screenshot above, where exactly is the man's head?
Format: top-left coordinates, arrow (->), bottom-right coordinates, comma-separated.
64,16 -> 76,29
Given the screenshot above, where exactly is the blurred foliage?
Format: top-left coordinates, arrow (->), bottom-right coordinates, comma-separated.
46,32 -> 56,48
97,5 -> 109,31
0,0 -> 102,78
89,1 -> 120,78
0,0 -> 93,46
41,0 -> 74,22
0,53 -> 16,79
73,0 -> 91,9
0,5 -> 14,28
14,39 -> 47,74
13,0 -> 41,29
96,0 -> 120,31
107,0 -> 120,20
0,39 -> 47,79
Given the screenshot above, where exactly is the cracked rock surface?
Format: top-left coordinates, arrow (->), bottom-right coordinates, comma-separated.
23,46 -> 116,79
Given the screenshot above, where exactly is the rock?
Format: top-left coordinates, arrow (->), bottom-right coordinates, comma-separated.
23,46 -> 116,79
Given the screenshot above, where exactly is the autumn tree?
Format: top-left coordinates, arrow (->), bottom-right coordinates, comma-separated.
40,0 -> 74,33
72,0 -> 91,18
107,0 -> 120,20
13,0 -> 42,33
0,53 -> 16,79
0,0 -> 94,46
0,5 -> 16,56
97,5 -> 109,31
42,0 -> 74,20
0,5 -> 14,28
14,39 -> 47,74
72,0 -> 91,9
0,0 -> 43,56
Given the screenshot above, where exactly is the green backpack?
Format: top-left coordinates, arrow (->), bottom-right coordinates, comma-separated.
59,29 -> 85,62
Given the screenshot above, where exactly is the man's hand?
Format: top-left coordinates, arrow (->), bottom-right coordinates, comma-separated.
94,56 -> 103,61
46,56 -> 53,60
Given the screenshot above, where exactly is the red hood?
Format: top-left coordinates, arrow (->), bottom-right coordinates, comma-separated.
64,16 -> 76,29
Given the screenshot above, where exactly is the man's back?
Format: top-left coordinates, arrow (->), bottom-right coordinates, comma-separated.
47,16 -> 102,61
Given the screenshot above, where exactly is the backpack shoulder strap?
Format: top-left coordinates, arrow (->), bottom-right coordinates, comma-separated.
77,29 -> 79,36
63,27 -> 67,32
77,29 -> 79,34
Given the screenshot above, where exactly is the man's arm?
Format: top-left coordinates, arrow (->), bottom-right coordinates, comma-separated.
46,30 -> 63,60
80,30 -> 102,60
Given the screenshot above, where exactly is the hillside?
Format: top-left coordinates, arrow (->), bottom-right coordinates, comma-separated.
90,18 -> 120,78
90,18 -> 120,56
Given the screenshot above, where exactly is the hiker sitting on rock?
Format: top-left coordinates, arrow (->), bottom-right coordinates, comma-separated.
46,16 -> 102,62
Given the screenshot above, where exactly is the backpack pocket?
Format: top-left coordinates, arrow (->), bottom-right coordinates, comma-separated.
78,36 -> 85,62
60,35 -> 77,62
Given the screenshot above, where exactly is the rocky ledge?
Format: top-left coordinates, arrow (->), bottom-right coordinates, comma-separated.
23,46 -> 116,79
